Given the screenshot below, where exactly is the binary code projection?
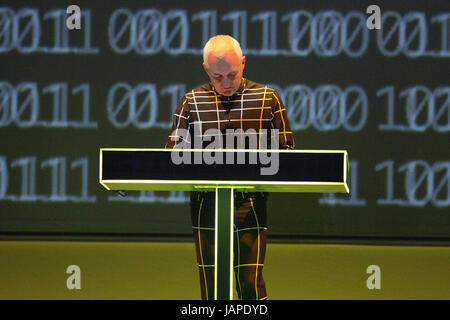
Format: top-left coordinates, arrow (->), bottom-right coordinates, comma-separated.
1,7 -> 449,56
1,0 -> 449,239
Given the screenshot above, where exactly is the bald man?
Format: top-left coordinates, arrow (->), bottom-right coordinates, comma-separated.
166,35 -> 295,300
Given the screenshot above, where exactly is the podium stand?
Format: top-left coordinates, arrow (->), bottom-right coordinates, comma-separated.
99,148 -> 349,300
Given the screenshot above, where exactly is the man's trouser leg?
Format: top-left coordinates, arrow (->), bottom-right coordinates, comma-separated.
190,192 -> 268,300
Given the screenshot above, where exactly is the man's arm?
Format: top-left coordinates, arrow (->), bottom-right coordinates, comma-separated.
271,90 -> 295,150
165,95 -> 190,149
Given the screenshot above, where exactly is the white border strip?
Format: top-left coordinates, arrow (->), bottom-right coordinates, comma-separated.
100,148 -> 347,153
229,188 -> 234,300
214,188 -> 218,300
101,179 -> 346,186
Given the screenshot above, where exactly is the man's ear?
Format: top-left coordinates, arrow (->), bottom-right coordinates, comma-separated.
242,56 -> 246,68
202,62 -> 208,74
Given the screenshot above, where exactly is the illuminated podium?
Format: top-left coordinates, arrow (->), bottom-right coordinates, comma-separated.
99,148 -> 349,300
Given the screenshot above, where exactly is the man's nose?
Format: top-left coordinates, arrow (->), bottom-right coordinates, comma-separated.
223,77 -> 231,88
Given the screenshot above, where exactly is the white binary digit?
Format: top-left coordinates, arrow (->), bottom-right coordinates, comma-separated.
107,82 -> 135,128
163,10 -> 189,55
0,156 -> 8,199
72,83 -> 98,128
431,162 -> 450,207
43,9 -> 69,53
314,11 -> 343,57
10,157 -> 37,201
376,160 -> 404,206
431,13 -> 450,57
133,84 -> 158,129
340,85 -> 368,132
14,8 -> 40,53
0,81 -> 14,127
109,8 -> 135,54
70,158 -> 96,202
78,10 -> 99,53
377,86 -> 406,131
401,86 -> 434,132
312,85 -> 341,131
222,11 -> 248,53
432,87 -> 450,132
343,11 -> 369,57
402,13 -> 427,57
251,11 -> 278,55
377,11 -> 404,57
135,9 -> 164,54
282,11 -> 315,56
41,157 -> 67,201
284,84 -> 312,130
399,160 -> 433,207
0,8 -> 14,53
191,10 -> 217,54
42,83 -> 69,127
12,82 -> 39,128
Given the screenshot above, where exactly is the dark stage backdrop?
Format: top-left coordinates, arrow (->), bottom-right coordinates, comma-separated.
0,0 -> 449,240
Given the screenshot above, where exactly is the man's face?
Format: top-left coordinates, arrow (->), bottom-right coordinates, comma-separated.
203,51 -> 245,97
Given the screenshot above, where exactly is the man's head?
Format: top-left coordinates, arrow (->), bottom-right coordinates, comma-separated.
202,35 -> 246,97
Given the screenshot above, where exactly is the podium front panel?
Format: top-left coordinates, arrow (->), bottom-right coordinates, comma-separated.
100,149 -> 349,193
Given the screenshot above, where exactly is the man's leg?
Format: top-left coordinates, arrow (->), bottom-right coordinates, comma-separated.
233,193 -> 268,300
190,192 -> 215,300
193,229 -> 215,300
234,227 -> 268,300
